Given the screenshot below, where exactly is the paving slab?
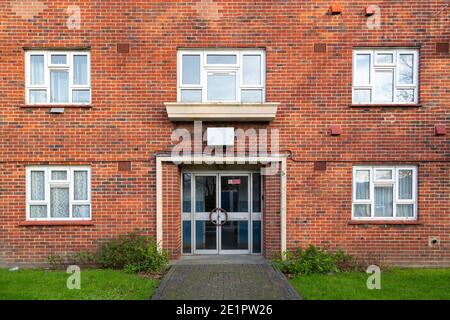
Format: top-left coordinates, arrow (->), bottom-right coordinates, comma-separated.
152,255 -> 300,300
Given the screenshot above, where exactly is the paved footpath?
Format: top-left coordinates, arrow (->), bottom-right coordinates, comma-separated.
152,256 -> 300,300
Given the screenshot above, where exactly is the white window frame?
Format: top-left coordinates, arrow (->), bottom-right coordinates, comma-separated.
26,166 -> 92,220
352,166 -> 417,220
25,50 -> 91,105
352,48 -> 419,104
177,49 -> 265,103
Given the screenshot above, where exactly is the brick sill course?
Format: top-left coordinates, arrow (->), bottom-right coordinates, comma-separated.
19,221 -> 94,227
19,104 -> 92,108
348,220 -> 421,226
349,104 -> 422,108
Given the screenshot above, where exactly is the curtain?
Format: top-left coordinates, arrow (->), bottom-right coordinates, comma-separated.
50,71 -> 69,103
354,204 -> 371,217
30,205 -> 47,218
397,204 -> 413,217
31,171 -> 45,200
375,186 -> 393,217
30,55 -> 44,85
73,55 -> 88,85
50,187 -> 69,218
74,171 -> 88,200
73,205 -> 90,218
399,170 -> 412,199
355,170 -> 370,199
51,170 -> 67,180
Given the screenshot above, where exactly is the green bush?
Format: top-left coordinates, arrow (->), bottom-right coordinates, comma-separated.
47,251 -> 96,270
274,245 -> 354,275
96,232 -> 168,273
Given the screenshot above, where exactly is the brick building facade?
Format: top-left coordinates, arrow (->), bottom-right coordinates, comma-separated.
0,0 -> 448,267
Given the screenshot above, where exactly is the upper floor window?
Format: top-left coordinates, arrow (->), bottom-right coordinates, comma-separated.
178,49 -> 265,103
25,50 -> 91,105
352,49 -> 418,104
352,166 -> 417,220
26,166 -> 91,220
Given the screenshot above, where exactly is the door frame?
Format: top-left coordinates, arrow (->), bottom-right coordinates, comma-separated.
181,170 -> 263,255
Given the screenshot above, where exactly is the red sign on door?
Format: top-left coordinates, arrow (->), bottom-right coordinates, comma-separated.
228,179 -> 241,185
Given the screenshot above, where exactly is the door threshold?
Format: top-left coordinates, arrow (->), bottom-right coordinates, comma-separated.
174,255 -> 267,265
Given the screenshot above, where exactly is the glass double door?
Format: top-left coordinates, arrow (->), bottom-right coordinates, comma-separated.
183,172 -> 261,255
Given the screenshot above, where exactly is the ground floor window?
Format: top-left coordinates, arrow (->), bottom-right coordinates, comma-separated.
352,165 -> 417,220
26,166 -> 91,220
182,171 -> 262,255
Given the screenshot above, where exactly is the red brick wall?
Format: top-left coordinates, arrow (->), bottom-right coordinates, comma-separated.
0,161 -> 156,266
286,162 -> 450,267
162,163 -> 181,259
263,171 -> 281,258
0,1 -> 448,266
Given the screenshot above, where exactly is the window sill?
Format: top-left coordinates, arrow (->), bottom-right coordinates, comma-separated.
19,220 -> 94,227
349,104 -> 422,108
164,102 -> 279,122
348,220 -> 421,225
19,104 -> 92,108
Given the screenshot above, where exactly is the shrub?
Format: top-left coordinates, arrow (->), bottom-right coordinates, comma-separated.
274,245 -> 355,275
47,251 -> 96,270
96,232 -> 168,273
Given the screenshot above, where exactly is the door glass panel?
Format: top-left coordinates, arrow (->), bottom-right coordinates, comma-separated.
221,221 -> 248,250
252,220 -> 261,253
252,173 -> 261,212
221,176 -> 248,212
195,221 -> 217,250
182,174 -> 192,212
183,221 -> 192,253
195,176 -> 216,212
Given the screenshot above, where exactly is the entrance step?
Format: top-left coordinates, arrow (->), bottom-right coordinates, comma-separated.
173,255 -> 267,265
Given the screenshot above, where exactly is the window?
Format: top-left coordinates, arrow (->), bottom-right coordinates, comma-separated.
352,166 -> 417,220
26,166 -> 91,220
352,49 -> 418,104
25,50 -> 91,105
178,50 -> 265,103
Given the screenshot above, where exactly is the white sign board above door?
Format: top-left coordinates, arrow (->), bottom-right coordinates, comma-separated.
206,127 -> 235,146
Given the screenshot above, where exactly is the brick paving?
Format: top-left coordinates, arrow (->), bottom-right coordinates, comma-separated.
152,257 -> 300,300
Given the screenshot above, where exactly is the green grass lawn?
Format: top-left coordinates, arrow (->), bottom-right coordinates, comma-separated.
0,268 -> 159,300
290,268 -> 450,300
